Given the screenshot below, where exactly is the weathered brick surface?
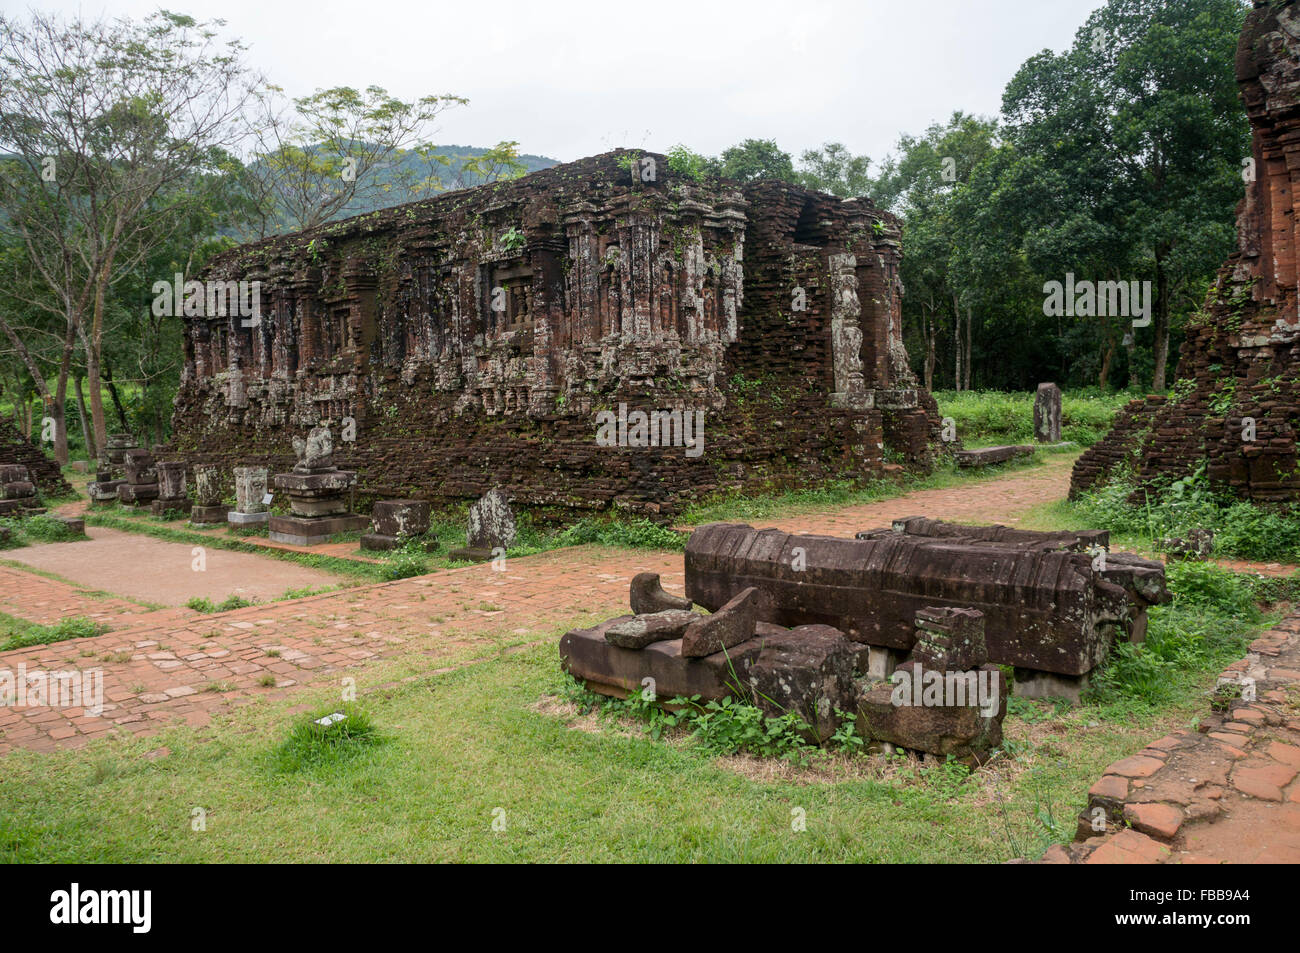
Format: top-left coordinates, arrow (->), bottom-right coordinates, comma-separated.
170,151 -> 945,518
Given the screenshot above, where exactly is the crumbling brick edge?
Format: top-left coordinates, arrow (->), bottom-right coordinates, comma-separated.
1019,611 -> 1300,864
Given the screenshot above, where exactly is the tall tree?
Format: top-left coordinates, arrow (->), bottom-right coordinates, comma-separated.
1001,0 -> 1249,389
0,9 -> 259,455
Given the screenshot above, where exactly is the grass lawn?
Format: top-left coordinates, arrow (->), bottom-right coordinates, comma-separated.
0,574 -> 1278,862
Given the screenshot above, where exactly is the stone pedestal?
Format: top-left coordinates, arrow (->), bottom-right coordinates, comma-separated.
228,466 -> 269,525
269,464 -> 364,546
190,465 -> 225,525
88,479 -> 126,504
105,433 -> 137,466
0,463 -> 39,513
1034,382 -> 1062,443
361,499 -> 434,551
117,449 -> 159,507
151,461 -> 188,516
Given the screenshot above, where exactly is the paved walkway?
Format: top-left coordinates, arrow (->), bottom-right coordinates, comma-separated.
4,526 -> 347,607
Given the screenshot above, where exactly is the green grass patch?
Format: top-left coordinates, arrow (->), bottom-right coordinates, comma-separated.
0,613 -> 108,651
265,705 -> 385,773
934,388 -> 1132,448
186,594 -> 257,614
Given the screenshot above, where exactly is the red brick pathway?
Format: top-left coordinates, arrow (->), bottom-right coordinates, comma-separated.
1039,613 -> 1300,864
0,547 -> 680,754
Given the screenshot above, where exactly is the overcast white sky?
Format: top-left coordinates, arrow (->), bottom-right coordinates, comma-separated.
17,0 -> 1105,166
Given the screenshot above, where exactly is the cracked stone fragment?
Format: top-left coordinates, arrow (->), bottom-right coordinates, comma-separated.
605,609 -> 697,650
681,586 -> 770,658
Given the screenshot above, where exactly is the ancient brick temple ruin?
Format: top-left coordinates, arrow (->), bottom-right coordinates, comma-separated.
171,151 -> 945,516
1072,0 -> 1300,503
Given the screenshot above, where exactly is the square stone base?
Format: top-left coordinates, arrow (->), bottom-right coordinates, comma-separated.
190,504 -> 227,525
269,513 -> 368,546
150,499 -> 189,518
228,510 -> 269,525
117,483 -> 158,504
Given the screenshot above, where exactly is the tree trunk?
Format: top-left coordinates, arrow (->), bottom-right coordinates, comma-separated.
87,258 -> 111,453
952,294 -> 963,392
104,362 -> 130,432
923,305 -> 935,392
74,374 -> 95,460
1099,333 -> 1115,390
1152,246 -> 1171,391
963,307 -> 973,391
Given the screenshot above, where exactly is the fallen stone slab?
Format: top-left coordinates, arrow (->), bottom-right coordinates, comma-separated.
684,523 -> 1167,677
605,609 -> 698,649
952,445 -> 1034,468
560,617 -> 761,701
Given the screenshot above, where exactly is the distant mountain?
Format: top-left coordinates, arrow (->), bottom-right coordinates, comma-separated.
333,144 -> 560,218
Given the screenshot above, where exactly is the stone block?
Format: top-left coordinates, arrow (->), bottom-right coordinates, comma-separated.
1034,382 -> 1062,443
467,487 -> 516,550
190,503 -> 227,525
228,509 -> 269,525
605,609 -> 698,649
117,482 -> 159,504
857,663 -> 1007,764
193,465 -> 222,507
123,450 -> 156,485
681,586 -> 771,658
371,499 -> 431,539
560,617 -> 762,702
747,622 -> 857,742
233,466 -> 269,514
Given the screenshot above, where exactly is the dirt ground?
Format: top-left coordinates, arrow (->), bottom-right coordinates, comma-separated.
5,526 -> 344,606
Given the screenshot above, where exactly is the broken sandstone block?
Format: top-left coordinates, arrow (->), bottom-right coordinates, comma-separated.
605,609 -> 698,650
681,586 -> 771,658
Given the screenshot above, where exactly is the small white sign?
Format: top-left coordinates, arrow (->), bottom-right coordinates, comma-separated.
262,492 -> 273,506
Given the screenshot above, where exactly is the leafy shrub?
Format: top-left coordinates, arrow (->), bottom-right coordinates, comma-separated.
1072,467 -> 1300,562
383,547 -> 428,580
1086,563 -> 1272,709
